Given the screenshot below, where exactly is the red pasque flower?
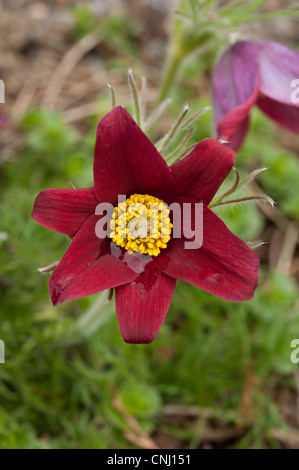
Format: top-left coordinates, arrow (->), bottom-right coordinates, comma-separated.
213,40 -> 299,150
31,106 -> 259,344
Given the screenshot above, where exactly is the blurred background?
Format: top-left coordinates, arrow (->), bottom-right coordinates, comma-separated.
1,0 -> 299,449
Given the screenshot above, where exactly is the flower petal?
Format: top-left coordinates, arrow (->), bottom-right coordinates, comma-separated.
93,106 -> 176,204
225,116 -> 250,153
162,203 -> 259,301
257,40 -> 299,105
31,187 -> 97,237
115,264 -> 176,344
49,215 -> 138,305
170,139 -> 235,205
213,41 -> 260,149
257,95 -> 299,134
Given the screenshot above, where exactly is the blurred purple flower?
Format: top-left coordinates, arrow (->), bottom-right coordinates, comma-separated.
213,40 -> 299,150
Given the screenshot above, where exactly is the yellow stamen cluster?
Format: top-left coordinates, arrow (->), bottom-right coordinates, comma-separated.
110,194 -> 172,256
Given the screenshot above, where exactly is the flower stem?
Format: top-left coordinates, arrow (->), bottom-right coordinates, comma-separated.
157,53 -> 183,104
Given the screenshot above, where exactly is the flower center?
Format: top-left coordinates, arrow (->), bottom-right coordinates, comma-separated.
109,194 -> 172,256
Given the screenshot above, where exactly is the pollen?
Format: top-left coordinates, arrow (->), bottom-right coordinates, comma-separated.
109,193 -> 172,256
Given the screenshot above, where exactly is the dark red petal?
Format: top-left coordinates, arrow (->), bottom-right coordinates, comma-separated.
49,215 -> 138,305
213,41 -> 260,150
93,106 -> 176,204
162,203 -> 259,301
170,139 -> 235,205
257,95 -> 299,134
226,116 -> 250,153
115,264 -> 176,344
31,187 -> 97,237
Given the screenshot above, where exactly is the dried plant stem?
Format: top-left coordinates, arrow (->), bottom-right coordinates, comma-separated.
42,32 -> 102,109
